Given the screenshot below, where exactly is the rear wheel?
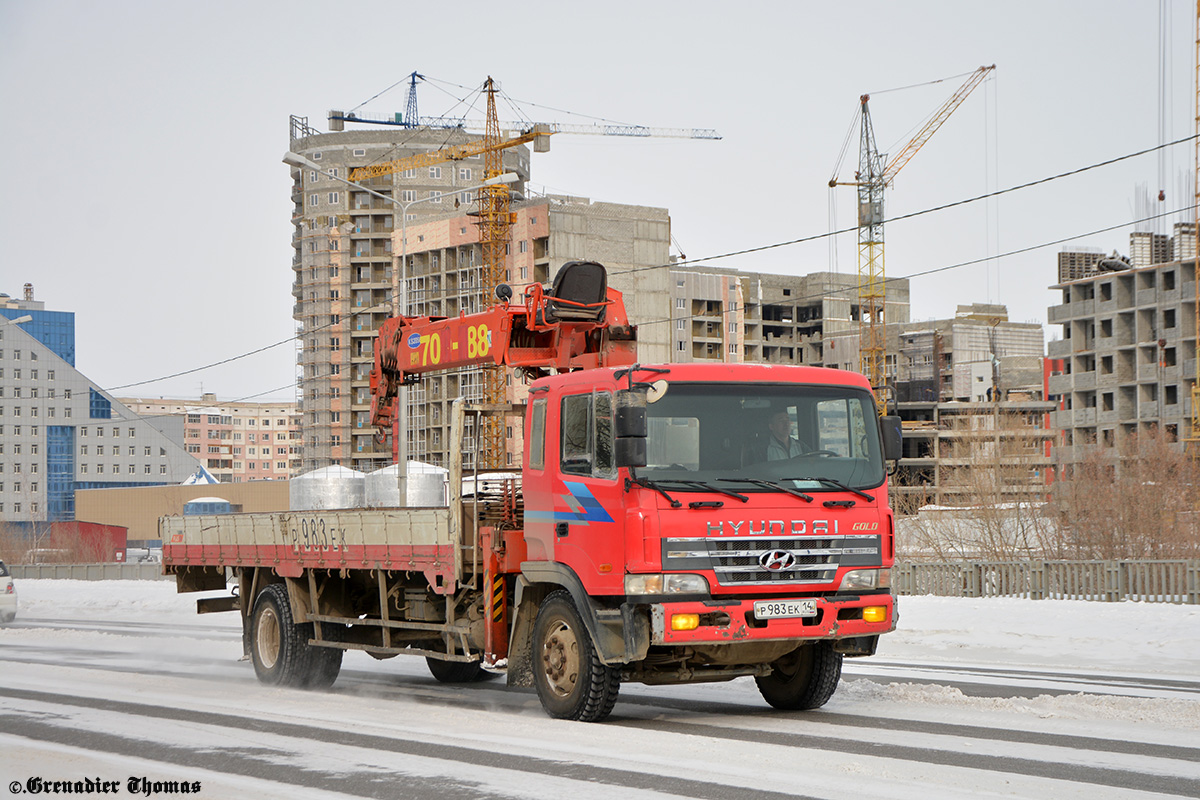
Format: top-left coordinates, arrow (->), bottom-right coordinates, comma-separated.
755,642 -> 842,710
532,590 -> 620,722
249,583 -> 340,689
425,657 -> 495,683
304,631 -> 344,689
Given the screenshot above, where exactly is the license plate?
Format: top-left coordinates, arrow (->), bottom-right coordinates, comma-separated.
753,599 -> 817,619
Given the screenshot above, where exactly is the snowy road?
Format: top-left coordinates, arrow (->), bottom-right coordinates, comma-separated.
2,582 -> 1199,800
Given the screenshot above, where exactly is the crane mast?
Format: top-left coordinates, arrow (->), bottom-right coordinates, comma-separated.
857,96 -> 888,408
1190,1 -> 1200,457
478,77 -> 512,469
841,65 -> 995,411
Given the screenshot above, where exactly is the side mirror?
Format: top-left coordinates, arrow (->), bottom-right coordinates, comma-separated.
615,437 -> 647,468
615,386 -> 647,437
880,415 -> 902,462
615,387 -> 648,467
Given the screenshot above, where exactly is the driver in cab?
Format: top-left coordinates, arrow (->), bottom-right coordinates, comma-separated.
766,410 -> 808,461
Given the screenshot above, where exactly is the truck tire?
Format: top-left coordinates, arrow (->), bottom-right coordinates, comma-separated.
425,657 -> 496,683
303,637 -> 344,689
531,590 -> 620,722
249,583 -> 338,689
755,641 -> 842,711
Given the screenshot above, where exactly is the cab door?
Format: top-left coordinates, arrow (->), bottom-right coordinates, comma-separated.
523,389 -> 624,595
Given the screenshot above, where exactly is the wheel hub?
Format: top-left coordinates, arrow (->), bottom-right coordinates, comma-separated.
256,606 -> 281,669
540,619 -> 580,697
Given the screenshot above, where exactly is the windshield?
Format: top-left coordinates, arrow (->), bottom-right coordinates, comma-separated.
641,382 -> 885,492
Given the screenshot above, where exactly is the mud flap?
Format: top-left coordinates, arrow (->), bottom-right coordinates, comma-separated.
832,635 -> 879,657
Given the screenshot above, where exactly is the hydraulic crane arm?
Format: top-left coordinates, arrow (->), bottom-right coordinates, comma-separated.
368,262 -> 638,438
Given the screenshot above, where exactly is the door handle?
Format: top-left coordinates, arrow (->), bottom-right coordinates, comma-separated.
555,522 -> 569,538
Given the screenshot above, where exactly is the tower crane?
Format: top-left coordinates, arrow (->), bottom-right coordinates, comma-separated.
831,65 -> 995,411
1190,1 -> 1200,458
329,74 -> 719,469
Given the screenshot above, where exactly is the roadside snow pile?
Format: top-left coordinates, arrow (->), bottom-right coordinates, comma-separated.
841,679 -> 1200,730
878,595 -> 1200,676
15,579 -> 226,624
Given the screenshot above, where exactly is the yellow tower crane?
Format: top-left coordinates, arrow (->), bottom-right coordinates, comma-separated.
831,65 -> 995,411
335,76 -> 720,469
1190,1 -> 1200,458
478,76 -> 512,469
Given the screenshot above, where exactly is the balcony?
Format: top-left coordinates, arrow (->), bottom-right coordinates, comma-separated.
1071,372 -> 1096,392
1046,374 -> 1072,396
1046,304 -> 1073,324
1046,339 -> 1072,358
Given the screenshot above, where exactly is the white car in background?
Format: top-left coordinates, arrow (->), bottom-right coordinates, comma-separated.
0,560 -> 16,623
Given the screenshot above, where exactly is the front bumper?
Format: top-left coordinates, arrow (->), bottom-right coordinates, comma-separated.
649,593 -> 894,645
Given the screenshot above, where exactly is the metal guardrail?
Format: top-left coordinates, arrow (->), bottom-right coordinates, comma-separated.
12,560 -> 1200,603
894,560 -> 1200,604
10,563 -> 168,581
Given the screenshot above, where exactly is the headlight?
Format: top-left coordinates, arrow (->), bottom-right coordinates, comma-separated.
624,573 -> 709,595
839,568 -> 890,591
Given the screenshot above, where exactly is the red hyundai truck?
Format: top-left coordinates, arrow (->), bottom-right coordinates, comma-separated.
163,261 -> 901,722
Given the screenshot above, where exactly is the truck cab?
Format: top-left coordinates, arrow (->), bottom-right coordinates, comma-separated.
510,362 -> 899,718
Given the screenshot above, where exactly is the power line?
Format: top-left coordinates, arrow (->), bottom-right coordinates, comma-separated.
660,132 -> 1199,274
634,203 -> 1197,330
106,134 -> 1197,392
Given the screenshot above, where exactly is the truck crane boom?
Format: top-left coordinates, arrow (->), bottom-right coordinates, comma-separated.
369,261 -> 638,440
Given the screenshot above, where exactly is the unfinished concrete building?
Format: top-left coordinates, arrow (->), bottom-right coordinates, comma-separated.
890,304 -> 1055,509
667,268 -> 911,370
1047,252 -> 1198,465
394,195 -> 671,469
1056,247 -> 1105,284
286,119 -> 531,473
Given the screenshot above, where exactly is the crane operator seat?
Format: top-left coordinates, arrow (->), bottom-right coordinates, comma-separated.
543,261 -> 608,323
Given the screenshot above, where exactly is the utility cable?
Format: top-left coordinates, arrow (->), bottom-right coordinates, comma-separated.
632,203 -> 1197,331
869,69 -> 979,97
649,132 -> 1200,275
107,135 -> 1197,392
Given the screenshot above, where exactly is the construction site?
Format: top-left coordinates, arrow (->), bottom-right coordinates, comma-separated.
277,62 -> 1200,514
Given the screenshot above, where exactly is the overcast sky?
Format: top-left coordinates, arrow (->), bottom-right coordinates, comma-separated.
1,1 -> 1194,402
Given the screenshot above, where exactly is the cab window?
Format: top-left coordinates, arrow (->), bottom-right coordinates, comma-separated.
560,391 -> 614,478
528,398 -> 546,470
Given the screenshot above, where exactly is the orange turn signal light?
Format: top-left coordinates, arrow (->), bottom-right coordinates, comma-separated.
671,613 -> 700,631
863,606 -> 887,623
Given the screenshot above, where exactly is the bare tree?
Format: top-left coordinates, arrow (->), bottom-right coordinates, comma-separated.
1052,426 -> 1200,559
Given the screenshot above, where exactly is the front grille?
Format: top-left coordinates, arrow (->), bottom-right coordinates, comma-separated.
663,534 -> 879,586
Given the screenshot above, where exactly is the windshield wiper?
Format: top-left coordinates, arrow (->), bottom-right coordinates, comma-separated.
785,476 -> 874,503
675,480 -> 749,503
627,477 -> 748,506
718,477 -> 813,503
626,476 -> 682,508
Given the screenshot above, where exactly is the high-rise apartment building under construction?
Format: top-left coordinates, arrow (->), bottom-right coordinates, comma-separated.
286,118 -> 530,472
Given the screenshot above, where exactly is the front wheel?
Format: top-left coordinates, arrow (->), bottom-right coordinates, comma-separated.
532,590 -> 620,722
755,642 -> 842,710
